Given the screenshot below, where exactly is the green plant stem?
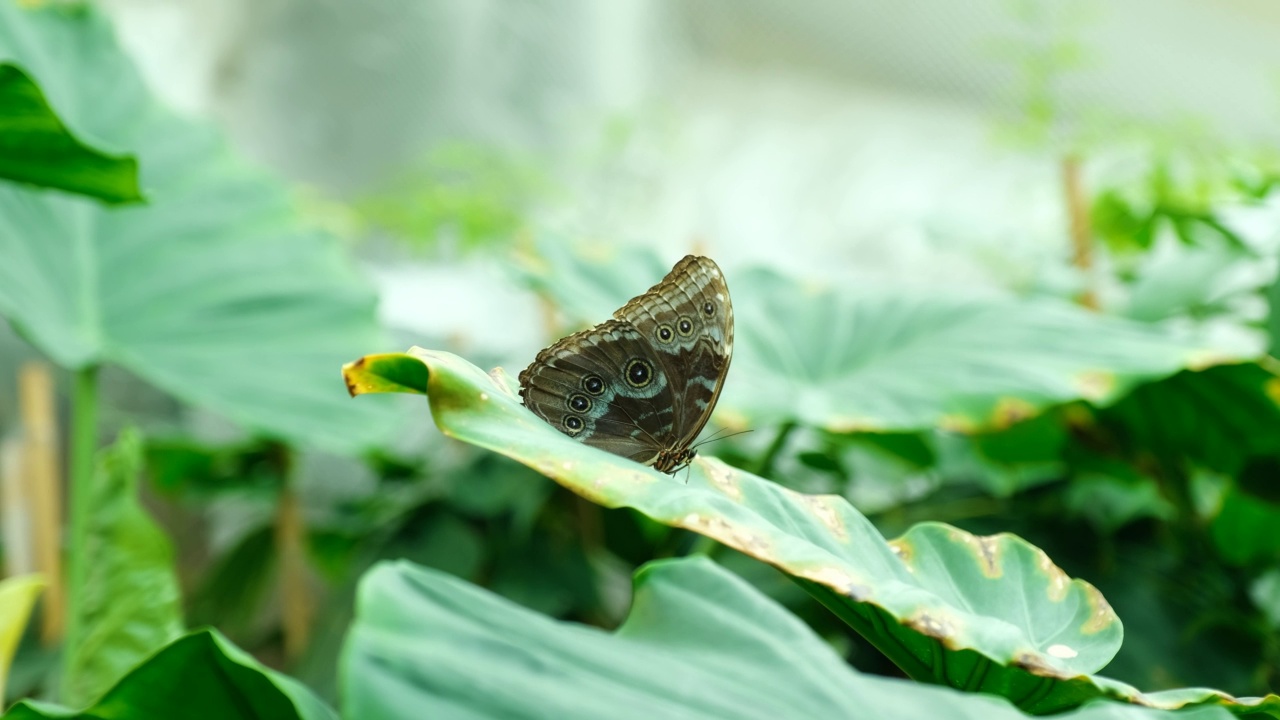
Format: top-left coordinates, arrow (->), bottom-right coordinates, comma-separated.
753,421 -> 797,478
686,533 -> 719,557
61,364 -> 99,698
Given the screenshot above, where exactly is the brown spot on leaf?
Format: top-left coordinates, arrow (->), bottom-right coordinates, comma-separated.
1011,652 -> 1066,678
803,494 -> 847,541
678,514 -> 771,559
974,535 -> 1001,576
888,539 -> 912,564
798,566 -> 865,598
707,462 -> 742,501
342,357 -> 368,397
1074,370 -> 1115,401
1035,552 -> 1070,602
906,611 -> 956,642
1082,588 -> 1117,634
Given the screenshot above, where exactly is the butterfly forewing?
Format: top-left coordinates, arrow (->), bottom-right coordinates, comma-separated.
518,255 -> 733,474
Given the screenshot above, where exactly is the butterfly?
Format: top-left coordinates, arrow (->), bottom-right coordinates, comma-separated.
518,255 -> 733,474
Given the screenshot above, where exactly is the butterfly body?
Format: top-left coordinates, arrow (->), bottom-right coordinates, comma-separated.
518,255 -> 733,474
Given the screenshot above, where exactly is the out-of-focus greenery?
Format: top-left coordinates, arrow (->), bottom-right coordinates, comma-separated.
3,1 -> 1280,718
349,142 -> 552,254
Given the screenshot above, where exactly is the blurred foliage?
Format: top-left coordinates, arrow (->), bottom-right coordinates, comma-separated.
64,430 -> 182,708
350,142 -> 552,254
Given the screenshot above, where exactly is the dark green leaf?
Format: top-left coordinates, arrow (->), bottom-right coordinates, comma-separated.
1062,466 -> 1174,534
5,630 -> 336,719
0,62 -> 140,203
1210,487 -> 1280,567
1099,364 -> 1280,476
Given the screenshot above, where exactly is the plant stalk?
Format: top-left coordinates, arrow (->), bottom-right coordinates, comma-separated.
61,364 -> 99,696
753,421 -> 797,478
1062,154 -> 1098,310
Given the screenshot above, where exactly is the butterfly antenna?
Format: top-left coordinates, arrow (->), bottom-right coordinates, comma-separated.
691,425 -> 737,445
691,428 -> 753,451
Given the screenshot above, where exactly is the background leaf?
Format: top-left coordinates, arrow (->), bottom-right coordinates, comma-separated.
723,266 -> 1244,432
0,4 -> 396,453
0,62 -> 140,203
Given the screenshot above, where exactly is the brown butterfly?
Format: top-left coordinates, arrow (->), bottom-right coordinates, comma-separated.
518,255 -> 733,474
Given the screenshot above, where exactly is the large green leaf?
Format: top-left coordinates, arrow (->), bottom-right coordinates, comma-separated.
342,349 -> 1280,717
0,62 -> 140,203
0,4 -> 394,453
3,630 -> 335,720
514,242 -> 1246,433
724,267 -> 1239,432
64,429 -> 183,707
343,556 -> 1237,720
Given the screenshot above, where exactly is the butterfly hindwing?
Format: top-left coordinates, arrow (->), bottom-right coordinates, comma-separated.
518,319 -> 677,466
518,255 -> 733,474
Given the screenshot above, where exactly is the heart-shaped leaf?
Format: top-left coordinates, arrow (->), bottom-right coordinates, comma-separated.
0,62 -> 140,203
342,348 -> 1280,716
0,4 -> 394,453
343,555 -> 1242,720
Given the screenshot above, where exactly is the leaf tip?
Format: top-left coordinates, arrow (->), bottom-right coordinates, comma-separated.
342,357 -> 367,397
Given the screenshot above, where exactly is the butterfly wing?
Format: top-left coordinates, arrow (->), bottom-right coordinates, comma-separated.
518,319 -> 679,466
613,255 -> 734,449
